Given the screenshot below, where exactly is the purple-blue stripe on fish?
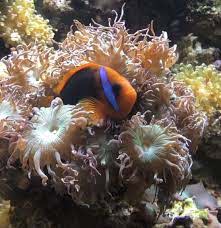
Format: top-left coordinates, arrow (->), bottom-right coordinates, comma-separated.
99,67 -> 120,112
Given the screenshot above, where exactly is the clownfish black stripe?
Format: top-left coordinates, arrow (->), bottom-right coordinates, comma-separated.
60,67 -> 100,105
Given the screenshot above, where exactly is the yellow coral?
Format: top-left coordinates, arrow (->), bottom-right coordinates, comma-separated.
0,0 -> 54,47
176,63 -> 221,115
169,198 -> 208,221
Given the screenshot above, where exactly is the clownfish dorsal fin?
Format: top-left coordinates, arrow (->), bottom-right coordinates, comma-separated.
79,97 -> 106,126
99,67 -> 120,112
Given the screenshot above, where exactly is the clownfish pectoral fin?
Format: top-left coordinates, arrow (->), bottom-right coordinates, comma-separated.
78,98 -> 106,127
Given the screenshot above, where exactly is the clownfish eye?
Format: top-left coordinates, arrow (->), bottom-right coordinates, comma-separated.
112,83 -> 121,98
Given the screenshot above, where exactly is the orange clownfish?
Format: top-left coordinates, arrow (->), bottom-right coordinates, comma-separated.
53,63 -> 137,125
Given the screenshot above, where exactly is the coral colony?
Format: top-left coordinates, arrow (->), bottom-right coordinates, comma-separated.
0,0 -> 54,47
0,3 -> 208,221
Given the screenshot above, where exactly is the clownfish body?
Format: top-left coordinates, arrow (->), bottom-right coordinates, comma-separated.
53,63 -> 137,125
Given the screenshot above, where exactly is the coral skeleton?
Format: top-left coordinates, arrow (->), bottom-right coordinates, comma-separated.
42,0 -> 72,12
177,34 -> 219,65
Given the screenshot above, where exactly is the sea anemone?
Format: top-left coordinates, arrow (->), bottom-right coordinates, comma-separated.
0,124 -> 11,168
1,43 -> 57,91
56,144 -> 102,204
86,128 -> 120,191
0,3 -> 208,217
136,72 -> 172,115
129,24 -> 178,76
118,114 -> 192,193
0,85 -> 31,119
0,85 -> 30,140
59,6 -> 136,78
8,97 -> 91,185
0,100 -> 21,122
57,4 -> 177,85
0,85 -> 30,168
0,43 -> 60,107
168,80 -> 208,152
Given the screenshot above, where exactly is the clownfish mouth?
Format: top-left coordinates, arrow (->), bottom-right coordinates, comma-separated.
99,66 -> 120,112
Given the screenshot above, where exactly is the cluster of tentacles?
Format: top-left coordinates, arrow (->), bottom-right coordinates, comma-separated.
0,5 -> 207,209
